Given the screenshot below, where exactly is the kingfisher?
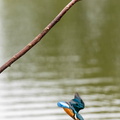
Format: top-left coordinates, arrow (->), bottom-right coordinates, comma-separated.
57,93 -> 85,120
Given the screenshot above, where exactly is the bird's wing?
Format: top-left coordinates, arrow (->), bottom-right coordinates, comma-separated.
69,93 -> 85,112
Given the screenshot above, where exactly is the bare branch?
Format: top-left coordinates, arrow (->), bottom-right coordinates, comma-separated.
0,0 -> 81,73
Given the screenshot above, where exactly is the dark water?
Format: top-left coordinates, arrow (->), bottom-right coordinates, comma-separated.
0,0 -> 120,120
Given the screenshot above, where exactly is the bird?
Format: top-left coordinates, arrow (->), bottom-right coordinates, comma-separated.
57,93 -> 85,120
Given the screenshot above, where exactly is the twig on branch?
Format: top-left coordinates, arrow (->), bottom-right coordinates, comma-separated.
0,0 -> 81,73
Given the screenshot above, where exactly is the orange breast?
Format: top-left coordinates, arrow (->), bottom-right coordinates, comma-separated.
63,108 -> 74,118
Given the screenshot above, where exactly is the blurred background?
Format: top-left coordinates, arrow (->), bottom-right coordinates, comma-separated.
0,0 -> 120,120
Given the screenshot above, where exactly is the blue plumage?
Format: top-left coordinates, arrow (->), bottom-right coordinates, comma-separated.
57,101 -> 70,108
57,93 -> 85,120
69,93 -> 85,112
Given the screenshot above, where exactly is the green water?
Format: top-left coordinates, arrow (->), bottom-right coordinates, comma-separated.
0,0 -> 120,120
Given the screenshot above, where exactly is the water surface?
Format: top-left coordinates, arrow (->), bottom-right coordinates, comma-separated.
0,0 -> 120,120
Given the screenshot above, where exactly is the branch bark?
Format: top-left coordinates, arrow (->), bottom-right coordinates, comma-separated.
0,0 -> 81,73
